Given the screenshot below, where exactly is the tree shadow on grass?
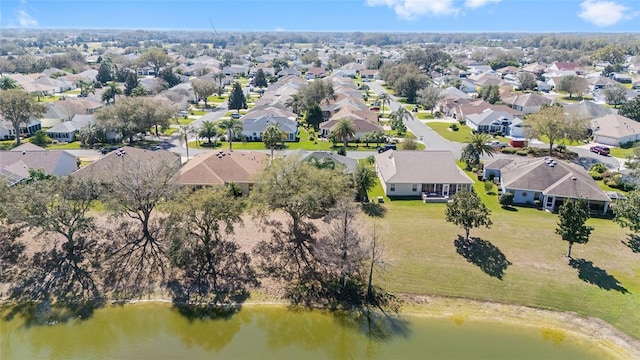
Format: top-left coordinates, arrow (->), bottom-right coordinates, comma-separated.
501,206 -> 518,212
453,236 -> 512,280
622,234 -> 640,253
569,258 -> 629,294
362,203 -> 386,218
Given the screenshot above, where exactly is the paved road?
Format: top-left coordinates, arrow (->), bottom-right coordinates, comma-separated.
368,81 -> 622,170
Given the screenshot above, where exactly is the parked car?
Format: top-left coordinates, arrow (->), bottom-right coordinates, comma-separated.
100,146 -> 120,154
590,145 -> 610,156
486,140 -> 508,149
377,144 -> 397,153
230,113 -> 241,119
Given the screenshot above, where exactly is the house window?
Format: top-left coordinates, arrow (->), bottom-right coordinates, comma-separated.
390,184 -> 395,192
412,184 -> 417,192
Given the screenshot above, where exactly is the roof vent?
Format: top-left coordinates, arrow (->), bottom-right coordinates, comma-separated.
572,176 -> 577,181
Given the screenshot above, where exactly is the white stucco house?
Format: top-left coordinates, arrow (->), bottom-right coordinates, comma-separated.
374,150 -> 474,201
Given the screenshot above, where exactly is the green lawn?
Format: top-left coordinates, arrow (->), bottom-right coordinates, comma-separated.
609,146 -> 635,159
558,95 -> 594,103
177,118 -> 195,126
189,127 -> 390,152
367,165 -> 640,340
426,122 -> 473,142
44,141 -> 82,150
415,112 -> 434,120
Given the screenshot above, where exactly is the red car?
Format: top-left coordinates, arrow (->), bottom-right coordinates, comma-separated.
590,145 -> 610,156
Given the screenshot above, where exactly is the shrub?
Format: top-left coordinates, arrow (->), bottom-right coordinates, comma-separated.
449,124 -> 459,131
499,193 -> 514,207
516,150 -> 528,156
484,180 -> 494,193
501,147 -> 517,154
526,147 -> 537,154
556,144 -> 566,152
534,199 -> 541,208
336,147 -> 347,156
619,141 -> 636,149
590,163 -> 607,174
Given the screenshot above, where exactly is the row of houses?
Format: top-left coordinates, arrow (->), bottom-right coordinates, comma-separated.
1,143 -> 612,216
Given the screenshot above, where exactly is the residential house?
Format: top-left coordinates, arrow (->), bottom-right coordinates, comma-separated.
72,146 -> 180,178
535,81 -> 551,92
547,62 -> 583,75
277,68 -> 301,77
589,76 -> 619,91
591,114 -> 640,146
319,117 -> 383,140
0,118 -> 42,140
360,69 -> 380,80
240,113 -> 298,142
465,109 -> 521,136
40,102 -> 73,127
305,67 -> 328,79
612,73 -> 633,84
333,69 -> 357,78
563,101 -> 612,120
0,143 -> 78,185
177,151 -> 268,195
46,114 -> 94,142
298,150 -> 358,173
501,93 -> 552,114
484,157 -> 610,215
374,150 -> 473,200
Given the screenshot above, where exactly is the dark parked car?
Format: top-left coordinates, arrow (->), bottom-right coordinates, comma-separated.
100,146 -> 120,154
377,144 -> 397,153
590,145 -> 610,156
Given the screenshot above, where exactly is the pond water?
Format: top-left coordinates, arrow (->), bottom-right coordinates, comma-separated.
1,303 -> 615,359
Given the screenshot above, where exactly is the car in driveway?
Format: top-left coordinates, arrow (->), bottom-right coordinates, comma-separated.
377,144 -> 397,153
590,145 -> 610,156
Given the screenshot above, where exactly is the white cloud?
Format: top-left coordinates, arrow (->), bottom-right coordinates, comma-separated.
366,0 -> 500,19
366,0 -> 458,19
464,0 -> 501,9
18,9 -> 37,27
577,0 -> 634,26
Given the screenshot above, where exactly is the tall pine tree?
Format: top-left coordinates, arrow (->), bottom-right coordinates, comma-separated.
228,82 -> 247,112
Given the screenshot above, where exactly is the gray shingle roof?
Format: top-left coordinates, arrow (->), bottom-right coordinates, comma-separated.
499,158 -> 610,202
375,150 -> 473,184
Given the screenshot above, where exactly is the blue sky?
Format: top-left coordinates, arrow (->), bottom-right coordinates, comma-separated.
1,0 -> 639,32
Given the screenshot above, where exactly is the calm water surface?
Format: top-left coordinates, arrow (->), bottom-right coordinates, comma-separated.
1,303 -> 615,359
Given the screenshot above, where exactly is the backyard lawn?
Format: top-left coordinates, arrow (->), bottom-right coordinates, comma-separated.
366,166 -> 640,340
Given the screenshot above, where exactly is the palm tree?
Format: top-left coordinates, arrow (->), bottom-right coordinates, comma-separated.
179,125 -> 194,161
217,118 -> 243,150
75,79 -> 95,97
461,133 -> 495,169
198,120 -> 218,145
332,118 -> 356,149
78,123 -> 100,146
284,94 -> 303,115
390,107 -> 412,123
466,133 -> 495,159
0,76 -> 19,90
262,123 -> 286,159
101,82 -> 122,105
378,93 -> 391,118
